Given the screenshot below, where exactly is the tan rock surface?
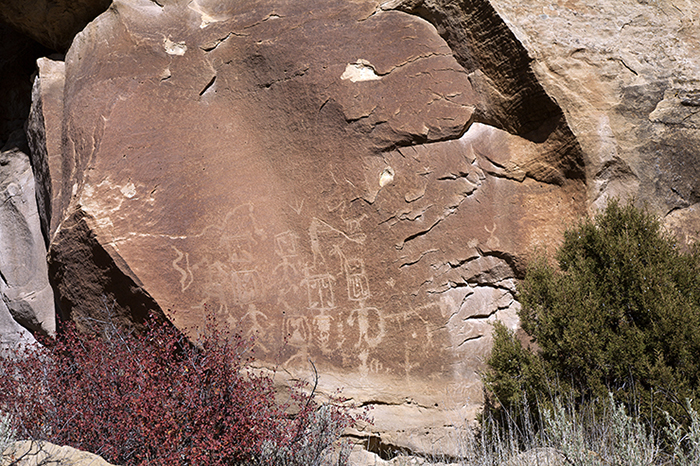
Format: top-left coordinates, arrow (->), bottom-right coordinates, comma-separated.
40,0 -> 585,454
0,132 -> 55,343
27,57 -> 66,245
2,441 -> 116,466
475,0 -> 700,230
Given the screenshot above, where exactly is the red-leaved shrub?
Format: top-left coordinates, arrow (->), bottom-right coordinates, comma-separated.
0,310 -> 362,465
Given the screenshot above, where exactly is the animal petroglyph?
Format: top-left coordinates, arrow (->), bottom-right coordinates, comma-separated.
169,203 -> 267,313
485,222 -> 500,249
171,246 -> 194,292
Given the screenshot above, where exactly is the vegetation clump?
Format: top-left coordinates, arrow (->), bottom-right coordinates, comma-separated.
0,310 -> 361,466
484,200 -> 700,462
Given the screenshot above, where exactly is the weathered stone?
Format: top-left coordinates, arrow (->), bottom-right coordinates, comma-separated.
0,300 -> 37,357
3,0 -> 700,458
26,57 -> 66,246
2,441 -> 117,466
473,0 -> 700,232
0,132 -> 55,338
0,0 -> 111,51
388,0 -> 565,142
42,0 -> 586,454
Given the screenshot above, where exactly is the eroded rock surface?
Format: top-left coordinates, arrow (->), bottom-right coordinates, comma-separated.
7,0 -> 700,457
0,132 -> 55,346
2,0 -> 700,458
2,441 -> 117,466
39,0 -> 585,454
479,0 -> 700,230
27,57 -> 66,245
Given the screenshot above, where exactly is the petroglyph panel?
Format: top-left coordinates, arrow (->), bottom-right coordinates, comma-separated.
48,2 -> 588,454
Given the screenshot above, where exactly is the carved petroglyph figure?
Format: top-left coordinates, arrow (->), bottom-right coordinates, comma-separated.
285,315 -> 310,347
332,248 -> 385,349
231,269 -> 261,305
303,216 -> 388,372
303,270 -> 335,311
168,203 -> 440,375
171,245 -> 194,292
344,256 -> 370,302
485,222 -> 500,249
237,303 -> 270,352
289,198 -> 304,215
313,313 -> 332,352
171,203 -> 267,315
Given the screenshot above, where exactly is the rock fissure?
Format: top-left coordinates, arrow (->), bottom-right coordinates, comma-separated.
241,12 -> 288,31
375,51 -> 455,77
199,75 -> 216,96
398,248 -> 439,268
457,334 -> 483,347
200,32 -> 244,52
611,56 -> 639,75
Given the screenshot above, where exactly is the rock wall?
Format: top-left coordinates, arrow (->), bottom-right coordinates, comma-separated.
35,0 -> 586,453
484,0 -> 700,220
0,132 -> 54,352
0,0 -> 111,51
0,0 -> 698,459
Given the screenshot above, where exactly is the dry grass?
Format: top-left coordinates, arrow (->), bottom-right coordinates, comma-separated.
0,412 -> 13,454
385,393 -> 700,466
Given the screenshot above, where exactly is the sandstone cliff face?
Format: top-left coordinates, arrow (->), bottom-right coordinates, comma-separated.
36,0 -> 586,453
0,132 -> 54,352
482,0 -> 700,223
1,0 -> 698,458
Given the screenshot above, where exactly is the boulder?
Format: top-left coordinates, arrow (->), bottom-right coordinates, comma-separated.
37,0 -> 585,454
473,0 -> 700,231
1,0 -> 699,458
1,441 -> 116,466
5,0 -> 700,457
0,132 -> 55,342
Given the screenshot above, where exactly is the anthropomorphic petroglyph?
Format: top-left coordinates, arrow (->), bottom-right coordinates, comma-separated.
171,246 -> 194,292
273,230 -> 302,296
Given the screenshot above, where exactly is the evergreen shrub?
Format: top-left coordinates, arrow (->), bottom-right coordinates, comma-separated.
485,200 -> 700,428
